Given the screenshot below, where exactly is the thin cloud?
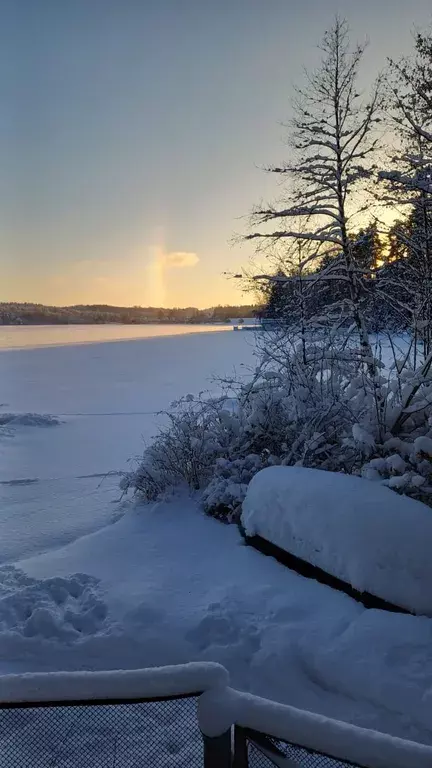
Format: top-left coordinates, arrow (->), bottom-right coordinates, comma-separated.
164,251 -> 199,268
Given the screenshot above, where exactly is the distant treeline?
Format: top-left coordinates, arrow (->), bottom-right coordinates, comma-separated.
0,303 -> 259,326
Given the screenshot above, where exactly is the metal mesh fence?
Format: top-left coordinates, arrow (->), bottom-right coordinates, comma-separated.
0,696 -> 203,768
246,732 -> 362,768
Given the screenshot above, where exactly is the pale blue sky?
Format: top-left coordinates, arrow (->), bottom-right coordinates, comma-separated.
1,0 -> 431,307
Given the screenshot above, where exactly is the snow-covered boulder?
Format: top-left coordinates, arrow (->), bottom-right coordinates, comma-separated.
241,466 -> 432,616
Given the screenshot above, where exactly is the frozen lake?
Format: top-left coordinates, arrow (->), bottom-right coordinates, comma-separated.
0,331 -> 257,560
0,330 -> 257,479
0,323 -> 230,350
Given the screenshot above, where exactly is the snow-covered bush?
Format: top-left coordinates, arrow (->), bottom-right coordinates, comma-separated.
202,454 -> 274,521
361,435 -> 432,498
124,331 -> 432,516
121,395 -> 241,502
122,384 -> 287,518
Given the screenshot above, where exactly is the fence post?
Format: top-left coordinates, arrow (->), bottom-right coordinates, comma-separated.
202,729 -> 232,768
233,726 -> 249,768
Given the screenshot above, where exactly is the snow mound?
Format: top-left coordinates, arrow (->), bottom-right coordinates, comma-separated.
0,566 -> 109,641
0,413 -> 61,427
241,466 -> 432,616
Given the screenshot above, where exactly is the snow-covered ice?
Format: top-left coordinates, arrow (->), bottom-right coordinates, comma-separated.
0,413 -> 61,427
241,465 -> 432,615
0,331 -> 255,556
1,329 -> 432,752
0,332 -> 255,481
0,322 -> 230,350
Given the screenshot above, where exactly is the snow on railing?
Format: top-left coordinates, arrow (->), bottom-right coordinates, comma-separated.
0,663 -> 232,768
1,662 -> 432,768
198,687 -> 432,768
0,661 -> 229,705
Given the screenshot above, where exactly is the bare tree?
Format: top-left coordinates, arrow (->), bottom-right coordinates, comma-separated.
244,18 -> 382,376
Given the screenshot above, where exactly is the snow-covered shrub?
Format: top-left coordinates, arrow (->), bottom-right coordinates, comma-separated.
122,378 -> 290,514
361,434 -> 432,499
124,331 -> 432,515
121,395 -> 242,501
202,454 -> 275,522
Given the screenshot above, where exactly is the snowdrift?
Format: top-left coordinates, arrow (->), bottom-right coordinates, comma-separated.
0,413 -> 60,427
0,566 -> 110,641
241,466 -> 432,616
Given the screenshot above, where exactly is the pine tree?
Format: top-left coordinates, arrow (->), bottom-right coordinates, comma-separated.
261,270 -> 292,321
350,223 -> 382,273
379,31 -> 432,359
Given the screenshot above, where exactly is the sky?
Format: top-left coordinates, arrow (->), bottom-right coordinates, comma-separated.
1,0 -> 432,309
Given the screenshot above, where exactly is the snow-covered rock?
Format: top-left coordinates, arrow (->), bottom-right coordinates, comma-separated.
241,466 -> 432,616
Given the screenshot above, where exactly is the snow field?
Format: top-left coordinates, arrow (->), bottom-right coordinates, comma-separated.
16,499 -> 432,746
1,331 -> 432,752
